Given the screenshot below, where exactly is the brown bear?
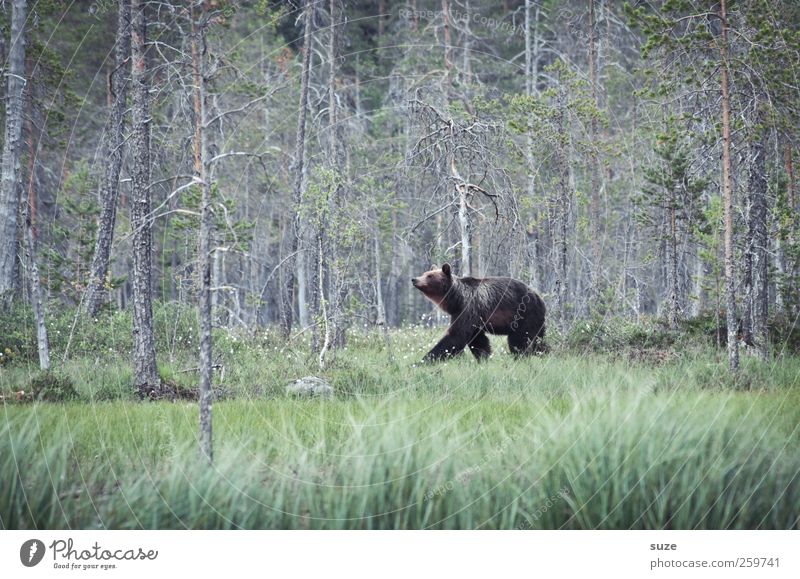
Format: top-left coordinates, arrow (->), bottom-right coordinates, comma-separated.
412,263 -> 546,362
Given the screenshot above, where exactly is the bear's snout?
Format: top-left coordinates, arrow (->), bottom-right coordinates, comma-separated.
411,277 -> 419,287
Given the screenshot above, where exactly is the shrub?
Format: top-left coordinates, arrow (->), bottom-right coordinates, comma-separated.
0,302 -> 200,366
770,314 -> 800,355
0,304 -> 38,363
29,372 -> 79,402
564,316 -> 675,354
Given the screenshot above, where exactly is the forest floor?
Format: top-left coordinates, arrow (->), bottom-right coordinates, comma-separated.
1,308 -> 799,529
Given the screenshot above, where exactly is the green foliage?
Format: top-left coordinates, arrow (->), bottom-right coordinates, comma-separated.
636,119 -> 708,235
0,304 -> 39,364
0,302 -> 199,365
173,183 -> 254,249
564,316 -> 676,355
773,170 -> 800,313
769,315 -> 800,356
46,162 -> 99,298
28,372 -> 78,402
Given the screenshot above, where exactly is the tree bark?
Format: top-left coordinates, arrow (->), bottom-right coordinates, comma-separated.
22,32 -> 48,370
0,0 -> 27,305
554,83 -> 570,333
282,0 -> 313,339
588,0 -> 601,287
85,0 -> 132,317
442,0 -> 452,80
780,142 -> 796,315
668,201 -> 678,330
22,204 -> 49,371
328,0 -> 346,349
719,0 -> 739,371
461,0 -> 472,85
374,223 -> 393,360
191,3 -> 213,461
524,0 -> 540,287
130,0 -> 160,395
692,250 -> 709,317
457,180 -> 472,276
747,112 -> 768,359
378,0 -> 386,37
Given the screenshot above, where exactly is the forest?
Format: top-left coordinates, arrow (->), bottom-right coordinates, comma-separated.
1,0 -> 799,530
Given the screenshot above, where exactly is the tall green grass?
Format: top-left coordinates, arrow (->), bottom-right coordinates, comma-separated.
2,342 -> 799,529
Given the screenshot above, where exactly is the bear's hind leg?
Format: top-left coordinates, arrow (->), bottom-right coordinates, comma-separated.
468,332 -> 491,361
507,331 -> 534,356
508,321 -> 545,356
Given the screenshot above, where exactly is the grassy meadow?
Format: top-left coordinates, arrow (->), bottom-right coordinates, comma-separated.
1,305 -> 799,529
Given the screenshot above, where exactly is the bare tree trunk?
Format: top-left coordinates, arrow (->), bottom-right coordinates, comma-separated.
190,3 -> 213,461
387,208 -> 399,326
525,0 -> 540,287
719,0 -> 739,371
0,0 -> 27,305
25,54 -> 37,246
296,246 -> 309,327
461,0 -> 472,85
692,251 -> 708,316
86,0 -> 131,317
22,211 -> 49,372
457,181 -> 472,276
328,0 -> 346,349
442,0 -> 452,81
668,202 -> 678,330
742,195 -> 754,345
315,235 -> 331,370
378,0 -> 386,37
787,144 -> 796,222
780,142 -> 796,315
588,0 -> 601,290
22,35 -> 48,370
554,83 -> 570,333
374,224 -> 393,360
130,0 -> 160,395
748,112 -> 768,360
282,0 -> 313,339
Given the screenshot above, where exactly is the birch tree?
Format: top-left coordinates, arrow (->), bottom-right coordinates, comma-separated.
0,0 -> 27,305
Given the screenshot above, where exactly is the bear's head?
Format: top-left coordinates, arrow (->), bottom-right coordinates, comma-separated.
412,263 -> 453,308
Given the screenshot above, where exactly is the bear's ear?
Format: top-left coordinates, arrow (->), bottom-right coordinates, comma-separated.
442,263 -> 452,277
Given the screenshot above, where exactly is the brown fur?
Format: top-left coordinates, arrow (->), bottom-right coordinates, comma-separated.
412,263 -> 546,362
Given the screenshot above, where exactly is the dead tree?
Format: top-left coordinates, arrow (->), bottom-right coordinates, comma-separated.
743,101 -> 768,360
409,97 -> 504,277
282,0 -> 314,339
85,0 -> 132,317
719,0 -> 739,371
130,0 -> 161,396
524,0 -> 542,288
21,198 -> 49,371
314,0 -> 347,363
191,1 -> 213,462
0,0 -> 27,305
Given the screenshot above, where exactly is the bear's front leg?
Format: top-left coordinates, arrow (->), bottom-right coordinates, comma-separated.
468,332 -> 491,361
423,332 -> 468,362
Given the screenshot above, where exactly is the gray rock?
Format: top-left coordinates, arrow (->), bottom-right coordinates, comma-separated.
285,376 -> 334,399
